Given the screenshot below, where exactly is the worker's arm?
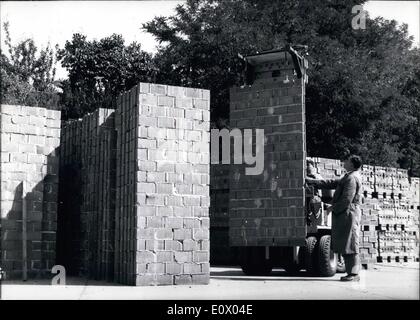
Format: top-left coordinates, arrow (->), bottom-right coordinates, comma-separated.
331,176 -> 357,215
305,177 -> 340,190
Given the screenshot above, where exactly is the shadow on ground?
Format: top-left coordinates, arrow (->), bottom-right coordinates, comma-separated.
210,266 -> 341,281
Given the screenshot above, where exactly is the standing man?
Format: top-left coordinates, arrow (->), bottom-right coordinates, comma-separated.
306,155 -> 363,282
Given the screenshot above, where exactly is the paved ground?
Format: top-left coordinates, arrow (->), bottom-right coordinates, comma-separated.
1,263 -> 418,300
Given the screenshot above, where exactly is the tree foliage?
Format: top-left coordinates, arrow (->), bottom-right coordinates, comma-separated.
57,33 -> 156,120
1,22 -> 59,108
143,0 -> 420,175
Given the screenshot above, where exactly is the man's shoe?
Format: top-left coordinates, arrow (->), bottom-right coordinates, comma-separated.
340,274 -> 360,282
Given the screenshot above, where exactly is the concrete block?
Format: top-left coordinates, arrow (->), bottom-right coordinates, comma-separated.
174,252 -> 192,263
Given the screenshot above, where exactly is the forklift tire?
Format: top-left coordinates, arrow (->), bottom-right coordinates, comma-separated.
240,247 -> 273,276
305,236 -> 318,275
336,254 -> 346,273
318,235 -> 337,277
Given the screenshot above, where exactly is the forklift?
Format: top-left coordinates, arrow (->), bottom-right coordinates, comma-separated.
230,46 -> 344,277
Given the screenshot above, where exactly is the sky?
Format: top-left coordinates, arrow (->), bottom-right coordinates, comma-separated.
1,0 -> 419,79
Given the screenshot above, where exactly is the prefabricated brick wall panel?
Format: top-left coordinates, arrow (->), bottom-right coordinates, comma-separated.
115,83 -> 210,286
228,54 -> 307,248
1,104 -> 61,279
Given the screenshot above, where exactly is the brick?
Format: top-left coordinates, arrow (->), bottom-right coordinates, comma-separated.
174,206 -> 192,217
193,251 -> 209,263
157,161 -> 174,173
157,206 -> 174,217
136,263 -> 147,273
157,96 -> 175,107
137,182 -> 156,193
166,263 -> 182,275
176,97 -> 193,109
165,195 -> 183,206
185,87 -> 202,98
183,263 -> 201,274
136,251 -> 156,263
157,117 -> 175,128
2,143 -> 19,152
165,217 -> 183,228
29,116 -> 46,127
174,252 -> 192,263
183,218 -> 200,228
145,240 -> 165,251
147,172 -> 166,183
146,217 -> 163,228
166,173 -> 183,183
140,93 -> 158,105
193,228 -> 209,240
156,251 -> 173,263
165,240 -> 182,251
136,274 -> 155,286
150,84 -> 167,95
174,275 -> 192,285
192,274 -> 209,284
155,274 -> 174,285
183,239 -> 199,251
155,228 -> 173,240
147,263 -> 165,273
156,183 -> 173,194
138,138 -> 157,149
145,194 -> 165,206
19,144 -> 37,153
201,262 -> 210,273
138,161 -> 157,172
174,229 -> 192,240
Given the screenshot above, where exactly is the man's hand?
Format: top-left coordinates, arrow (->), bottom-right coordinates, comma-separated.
305,177 -> 317,185
325,205 -> 333,214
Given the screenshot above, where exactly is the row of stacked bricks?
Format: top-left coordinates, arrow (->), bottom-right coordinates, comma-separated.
374,167 -> 419,263
59,109 -> 116,280
229,53 -> 306,247
1,104 -> 61,279
115,82 -> 211,286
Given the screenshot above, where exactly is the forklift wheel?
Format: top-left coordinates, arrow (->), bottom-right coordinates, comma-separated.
318,235 -> 337,277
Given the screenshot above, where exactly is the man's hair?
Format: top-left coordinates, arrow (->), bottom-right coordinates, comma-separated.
347,155 -> 362,170
306,159 -> 315,166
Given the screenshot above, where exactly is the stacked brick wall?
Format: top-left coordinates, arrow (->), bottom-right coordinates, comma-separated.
115,83 -> 211,286
58,108 -> 116,280
1,104 -> 61,279
228,53 -> 307,247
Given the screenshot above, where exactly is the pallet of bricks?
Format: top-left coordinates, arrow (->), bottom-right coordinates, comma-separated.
309,158 -> 378,267
376,167 -> 419,263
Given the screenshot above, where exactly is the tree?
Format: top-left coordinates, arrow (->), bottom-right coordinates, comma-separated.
1,22 -> 59,108
143,0 -> 420,175
57,33 -> 156,120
